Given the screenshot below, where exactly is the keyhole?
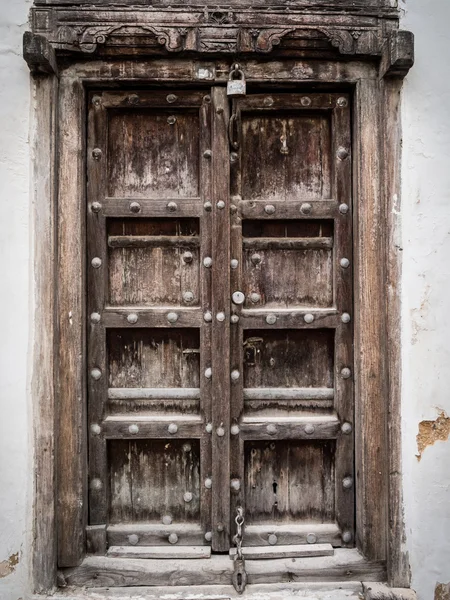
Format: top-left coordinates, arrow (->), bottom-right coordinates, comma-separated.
273,481 -> 278,495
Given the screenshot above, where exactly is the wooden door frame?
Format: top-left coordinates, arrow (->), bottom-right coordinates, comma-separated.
28,48 -> 413,594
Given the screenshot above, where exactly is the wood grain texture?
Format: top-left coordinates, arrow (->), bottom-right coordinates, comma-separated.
244,440 -> 335,524
31,74 -> 58,592
56,76 -> 87,567
107,523 -> 205,546
210,87 -> 231,551
107,109 -> 200,199
107,546 -> 211,559
382,75 -> 410,587
108,439 -> 201,524
229,543 -> 334,559
61,550 -> 385,587
353,78 -> 388,560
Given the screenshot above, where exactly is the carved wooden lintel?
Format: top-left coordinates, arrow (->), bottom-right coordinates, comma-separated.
23,32 -> 58,75
380,30 -> 414,79
24,4 -> 412,67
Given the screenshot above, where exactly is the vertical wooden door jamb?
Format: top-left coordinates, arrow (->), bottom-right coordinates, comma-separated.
353,75 -> 388,562
31,72 -> 59,593
56,75 -> 88,568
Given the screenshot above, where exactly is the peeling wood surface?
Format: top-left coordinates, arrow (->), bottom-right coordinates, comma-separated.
62,550 -> 385,587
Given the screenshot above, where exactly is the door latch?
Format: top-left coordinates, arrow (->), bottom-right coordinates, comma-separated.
232,506 -> 247,594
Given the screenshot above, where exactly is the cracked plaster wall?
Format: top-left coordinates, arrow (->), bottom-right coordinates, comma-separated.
400,1 -> 450,598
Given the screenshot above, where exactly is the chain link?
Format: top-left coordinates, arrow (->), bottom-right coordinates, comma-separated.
233,506 -> 245,560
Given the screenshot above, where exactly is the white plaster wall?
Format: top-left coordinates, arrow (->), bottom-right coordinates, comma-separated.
0,0 -> 32,598
401,1 -> 450,599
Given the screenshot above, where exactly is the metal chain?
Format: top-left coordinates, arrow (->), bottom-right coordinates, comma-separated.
233,506 -> 245,560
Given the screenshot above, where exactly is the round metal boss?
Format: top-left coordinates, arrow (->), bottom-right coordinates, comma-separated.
268,534 -> 278,545
204,368 -> 212,380
306,533 -> 317,544
304,313 -> 314,324
128,424 -> 139,435
266,314 -> 277,325
91,368 -> 102,380
127,313 -> 138,324
168,423 -> 178,434
91,257 -> 102,269
168,533 -> 179,544
129,201 -> 141,213
167,312 -> 179,323
232,291 -> 245,305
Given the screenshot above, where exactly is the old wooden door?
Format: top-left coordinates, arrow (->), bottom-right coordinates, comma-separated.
86,88 -> 353,559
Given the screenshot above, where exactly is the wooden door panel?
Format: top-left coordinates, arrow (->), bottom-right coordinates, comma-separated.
242,219 -> 334,309
244,440 -> 335,524
87,89 -> 215,552
108,439 -> 201,524
107,109 -> 200,199
230,93 -> 353,549
87,89 -> 353,560
241,112 -> 332,201
108,218 -> 200,307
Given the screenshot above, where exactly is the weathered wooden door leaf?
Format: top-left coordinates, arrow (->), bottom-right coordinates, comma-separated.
86,88 -> 353,571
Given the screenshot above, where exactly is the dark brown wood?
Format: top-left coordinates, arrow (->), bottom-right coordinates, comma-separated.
56,77 -> 87,568
87,90 -> 109,529
210,87 -> 231,551
23,32 -> 58,75
354,78 -> 388,561
331,94 -> 354,546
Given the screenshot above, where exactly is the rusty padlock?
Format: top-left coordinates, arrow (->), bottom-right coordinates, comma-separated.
227,64 -> 246,98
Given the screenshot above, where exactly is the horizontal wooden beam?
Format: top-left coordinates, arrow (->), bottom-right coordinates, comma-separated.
243,237 -> 333,250
240,308 -> 340,329
100,198 -> 203,218
240,415 -> 340,439
61,549 -> 386,587
101,90 -> 206,108
229,543 -> 334,559
108,387 -> 200,400
107,523 -> 205,547
243,523 -> 341,547
239,200 -> 339,220
243,387 -> 334,401
102,415 -> 203,438
108,235 -> 200,248
237,93 -> 347,111
107,546 -> 211,559
102,307 -> 203,328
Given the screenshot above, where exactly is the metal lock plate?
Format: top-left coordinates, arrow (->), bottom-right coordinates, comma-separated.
227,64 -> 246,98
